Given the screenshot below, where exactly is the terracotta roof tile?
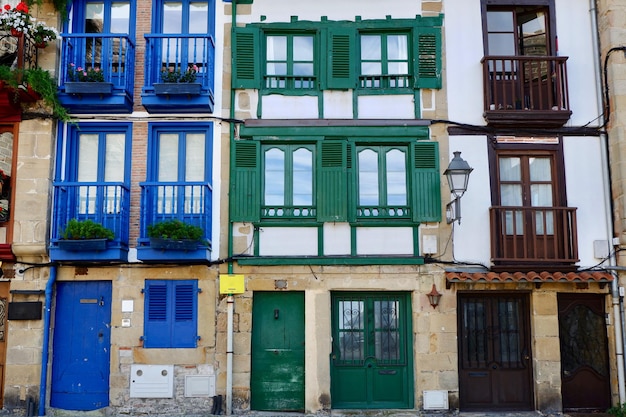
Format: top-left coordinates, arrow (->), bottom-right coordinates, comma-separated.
445,270 -> 613,285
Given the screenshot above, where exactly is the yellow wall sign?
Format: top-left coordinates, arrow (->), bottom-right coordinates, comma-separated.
219,274 -> 245,294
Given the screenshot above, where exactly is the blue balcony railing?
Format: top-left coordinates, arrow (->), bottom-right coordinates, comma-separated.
138,182 -> 212,258
59,33 -> 135,112
142,34 -> 215,113
50,182 -> 130,261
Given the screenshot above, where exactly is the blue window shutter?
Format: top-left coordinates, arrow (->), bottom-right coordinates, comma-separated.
144,280 -> 198,348
144,281 -> 170,348
411,141 -> 441,222
172,280 -> 198,348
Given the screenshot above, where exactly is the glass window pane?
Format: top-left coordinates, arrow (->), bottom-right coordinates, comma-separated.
499,157 -> 521,181
111,2 -> 130,33
501,184 -> 522,206
531,184 -> 552,207
104,133 -> 125,182
388,62 -> 408,75
78,134 -> 99,182
359,149 -> 379,205
374,300 -> 399,361
292,148 -> 312,205
185,133 -> 205,182
189,2 -> 208,34
386,149 -> 406,205
387,35 -> 408,60
361,62 -> 382,76
294,63 -> 313,76
361,35 -> 381,60
338,300 -> 364,361
264,148 -> 285,205
162,2 -> 182,33
487,33 -> 515,55
266,63 -> 287,76
293,36 -> 313,61
529,157 -> 551,181
267,36 -> 287,61
158,133 -> 179,182
487,11 -> 514,32
85,3 -> 104,33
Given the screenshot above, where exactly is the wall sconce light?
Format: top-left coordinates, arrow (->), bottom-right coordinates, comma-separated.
426,284 -> 442,309
444,151 -> 473,224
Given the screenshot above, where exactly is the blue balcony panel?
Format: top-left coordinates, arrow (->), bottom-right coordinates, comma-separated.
142,34 -> 215,114
58,34 -> 135,113
50,182 -> 130,262
137,182 -> 212,262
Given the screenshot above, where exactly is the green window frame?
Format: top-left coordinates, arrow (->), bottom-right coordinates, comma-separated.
262,144 -> 316,219
265,33 -> 316,90
356,145 -> 410,219
232,16 -> 443,91
231,138 -> 441,224
359,32 -> 411,89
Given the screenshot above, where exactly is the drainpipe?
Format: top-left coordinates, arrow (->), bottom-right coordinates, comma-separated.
589,0 -> 626,402
226,0 -> 238,414
39,265 -> 57,416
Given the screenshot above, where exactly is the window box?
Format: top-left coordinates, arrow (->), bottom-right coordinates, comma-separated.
153,83 -> 202,95
57,238 -> 108,252
149,237 -> 199,251
65,82 -> 113,95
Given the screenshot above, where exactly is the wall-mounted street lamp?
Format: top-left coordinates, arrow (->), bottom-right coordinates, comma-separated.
444,151 -> 473,224
426,284 -> 442,309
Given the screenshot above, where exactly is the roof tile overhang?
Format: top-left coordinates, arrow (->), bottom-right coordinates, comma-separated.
445,270 -> 613,289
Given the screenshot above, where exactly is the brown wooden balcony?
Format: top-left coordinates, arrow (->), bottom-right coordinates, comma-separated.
490,206 -> 579,270
481,56 -> 572,128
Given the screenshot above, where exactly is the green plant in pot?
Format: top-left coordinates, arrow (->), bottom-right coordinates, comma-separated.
147,219 -> 205,250
61,218 -> 114,240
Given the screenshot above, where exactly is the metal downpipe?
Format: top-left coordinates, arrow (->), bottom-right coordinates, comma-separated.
39,265 -> 57,416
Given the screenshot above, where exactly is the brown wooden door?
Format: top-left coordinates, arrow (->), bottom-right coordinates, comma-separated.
458,293 -> 533,411
0,282 -> 8,408
558,293 -> 610,412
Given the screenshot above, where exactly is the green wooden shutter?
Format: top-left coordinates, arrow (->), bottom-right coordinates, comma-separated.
233,26 -> 261,89
411,141 -> 441,222
317,140 -> 348,221
230,141 -> 260,222
413,26 -> 442,89
325,27 -> 356,90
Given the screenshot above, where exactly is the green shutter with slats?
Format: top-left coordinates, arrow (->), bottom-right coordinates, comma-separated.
230,141 -> 261,222
317,140 -> 348,221
233,26 -> 261,89
411,141 -> 441,222
325,27 -> 357,90
413,26 -> 442,89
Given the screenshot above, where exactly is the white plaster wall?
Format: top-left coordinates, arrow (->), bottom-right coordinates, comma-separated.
356,227 -> 414,255
323,223 -> 351,255
448,136 -> 492,265
358,95 -> 415,119
239,0 -> 424,23
262,95 -> 319,119
563,136 -> 611,267
323,91 -> 354,119
258,227 -> 318,256
444,0 -> 602,127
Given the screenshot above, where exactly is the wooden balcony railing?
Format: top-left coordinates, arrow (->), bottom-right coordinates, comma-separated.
481,55 -> 572,127
490,206 -> 578,267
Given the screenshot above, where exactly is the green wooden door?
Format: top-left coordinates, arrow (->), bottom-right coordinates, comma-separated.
251,292 -> 305,411
331,292 -> 414,409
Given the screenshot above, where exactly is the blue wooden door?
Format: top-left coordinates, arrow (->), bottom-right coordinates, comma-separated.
50,281 -> 112,410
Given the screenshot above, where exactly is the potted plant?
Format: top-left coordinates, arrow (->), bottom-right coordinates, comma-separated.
0,2 -> 32,37
58,218 -> 114,251
64,63 -> 112,94
31,21 -> 59,48
154,64 -> 202,95
147,219 -> 205,250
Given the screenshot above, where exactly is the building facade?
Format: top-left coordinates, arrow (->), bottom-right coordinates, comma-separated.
0,0 -> 623,415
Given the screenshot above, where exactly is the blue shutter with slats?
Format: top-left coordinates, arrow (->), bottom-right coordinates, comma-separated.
172,281 -> 198,348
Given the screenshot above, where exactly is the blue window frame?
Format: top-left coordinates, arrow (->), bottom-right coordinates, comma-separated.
143,279 -> 198,348
140,123 -> 213,244
52,123 -> 131,245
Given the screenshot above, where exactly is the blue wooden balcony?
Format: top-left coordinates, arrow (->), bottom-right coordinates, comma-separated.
49,183 -> 130,261
137,182 -> 212,262
58,34 -> 135,113
141,34 -> 215,113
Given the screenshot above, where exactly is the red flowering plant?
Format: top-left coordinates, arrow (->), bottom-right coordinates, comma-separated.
0,2 -> 32,35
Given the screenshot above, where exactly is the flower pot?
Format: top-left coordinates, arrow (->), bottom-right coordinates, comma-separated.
10,28 -> 23,37
149,237 -> 199,251
58,238 -> 108,251
35,41 -> 47,48
65,82 -> 113,95
153,83 -> 202,95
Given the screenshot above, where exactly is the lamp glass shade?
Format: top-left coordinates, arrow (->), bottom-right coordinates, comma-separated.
444,151 -> 473,198
426,284 -> 442,309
